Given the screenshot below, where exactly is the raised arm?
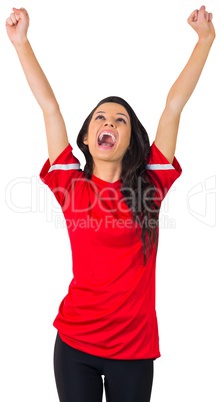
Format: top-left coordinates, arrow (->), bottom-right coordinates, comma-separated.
154,5 -> 215,163
6,7 -> 69,164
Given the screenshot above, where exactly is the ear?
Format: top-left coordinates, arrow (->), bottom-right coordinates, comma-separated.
83,135 -> 88,145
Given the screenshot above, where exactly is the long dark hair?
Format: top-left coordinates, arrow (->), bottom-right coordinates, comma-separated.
76,96 -> 159,264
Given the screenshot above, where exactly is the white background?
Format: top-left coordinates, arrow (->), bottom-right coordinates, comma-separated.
0,0 -> 220,401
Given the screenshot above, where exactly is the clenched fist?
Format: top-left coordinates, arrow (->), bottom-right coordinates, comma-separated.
188,5 -> 215,41
6,8 -> 30,45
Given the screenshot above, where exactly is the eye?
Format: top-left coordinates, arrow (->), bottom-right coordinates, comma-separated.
95,115 -> 105,120
117,117 -> 127,124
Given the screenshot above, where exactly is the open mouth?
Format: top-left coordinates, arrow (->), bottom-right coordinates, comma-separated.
97,131 -> 117,150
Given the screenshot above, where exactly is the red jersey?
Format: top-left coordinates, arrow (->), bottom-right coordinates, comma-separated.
40,142 -> 181,360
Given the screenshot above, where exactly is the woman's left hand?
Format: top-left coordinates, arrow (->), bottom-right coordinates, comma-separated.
188,5 -> 215,42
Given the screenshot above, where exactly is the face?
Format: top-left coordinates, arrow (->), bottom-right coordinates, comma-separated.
83,103 -> 131,164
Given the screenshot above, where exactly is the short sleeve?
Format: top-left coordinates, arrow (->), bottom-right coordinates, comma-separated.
147,142 -> 182,202
40,143 -> 84,207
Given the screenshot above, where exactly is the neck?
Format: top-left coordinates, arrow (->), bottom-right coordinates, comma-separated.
93,160 -> 122,183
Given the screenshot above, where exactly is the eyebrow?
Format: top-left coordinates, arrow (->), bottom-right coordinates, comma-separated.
95,110 -> 129,120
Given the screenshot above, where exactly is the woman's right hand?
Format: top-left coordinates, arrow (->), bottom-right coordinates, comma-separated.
6,7 -> 29,46
5,6 -> 69,164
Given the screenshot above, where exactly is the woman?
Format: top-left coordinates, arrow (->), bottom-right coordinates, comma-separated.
6,5 -> 215,402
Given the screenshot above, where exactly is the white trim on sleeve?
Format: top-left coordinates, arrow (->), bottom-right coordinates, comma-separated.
146,164 -> 175,171
49,163 -> 80,173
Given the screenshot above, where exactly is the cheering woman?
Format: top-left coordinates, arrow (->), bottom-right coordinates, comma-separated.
6,5 -> 215,402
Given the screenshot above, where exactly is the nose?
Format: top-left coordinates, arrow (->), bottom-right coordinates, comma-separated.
104,121 -> 116,128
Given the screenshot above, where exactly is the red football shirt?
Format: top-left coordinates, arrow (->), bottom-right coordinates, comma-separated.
40,142 -> 182,360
